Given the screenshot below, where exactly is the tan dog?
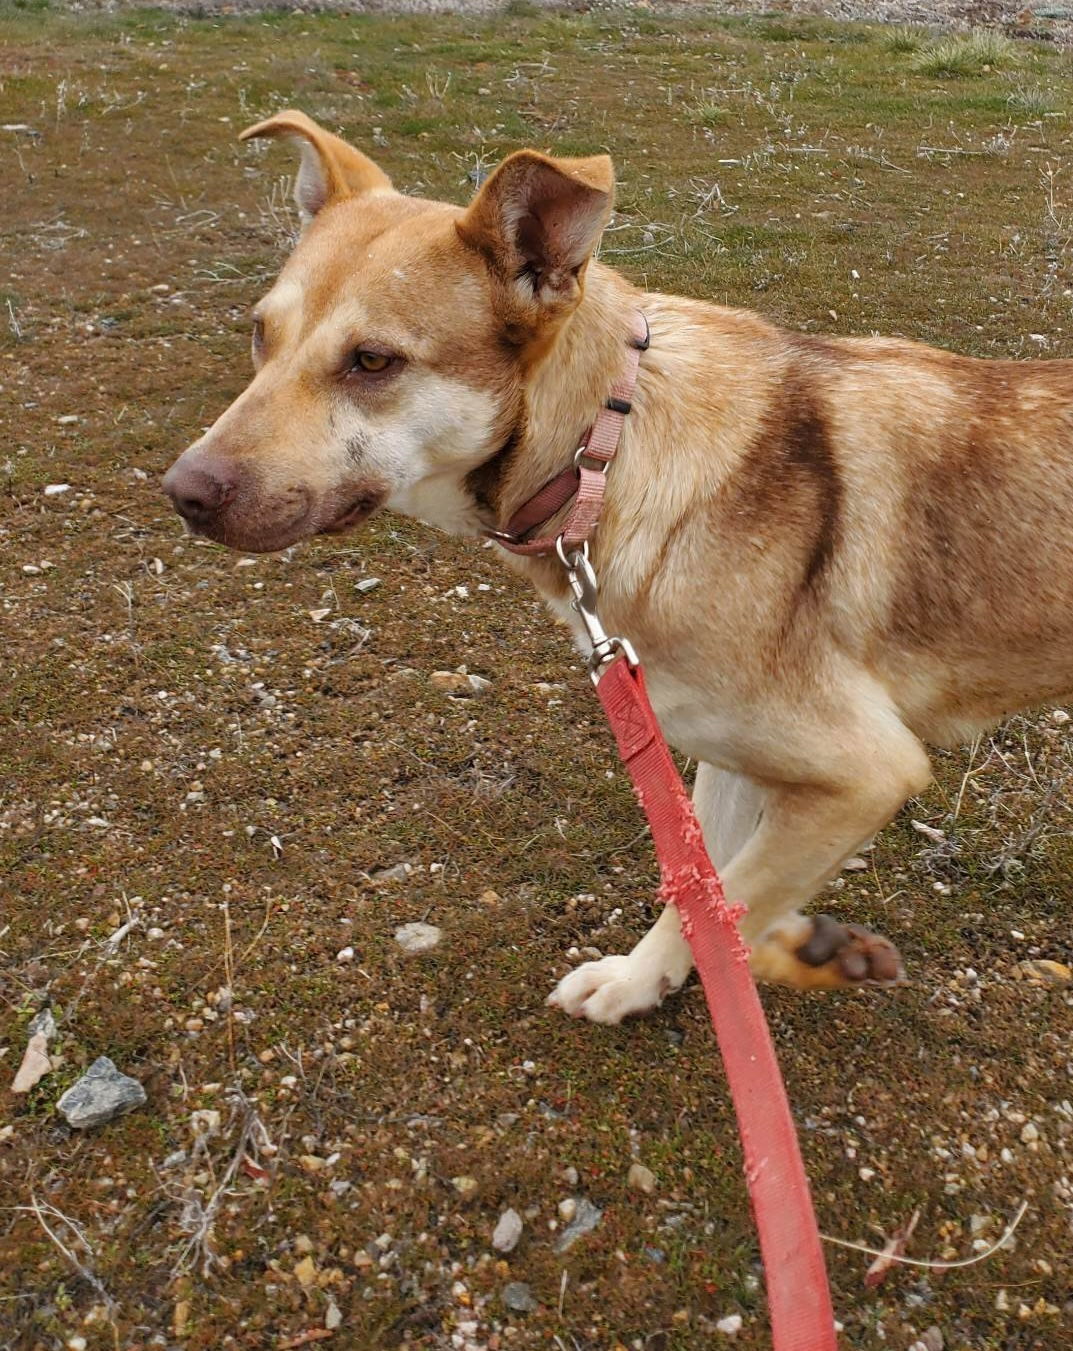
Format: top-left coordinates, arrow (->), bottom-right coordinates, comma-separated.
163,111 -> 1073,1024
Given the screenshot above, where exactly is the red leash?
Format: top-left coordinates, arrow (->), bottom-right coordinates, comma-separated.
488,312 -> 838,1348
596,655 -> 837,1350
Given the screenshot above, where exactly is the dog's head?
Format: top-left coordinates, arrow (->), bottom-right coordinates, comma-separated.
162,111 -> 614,552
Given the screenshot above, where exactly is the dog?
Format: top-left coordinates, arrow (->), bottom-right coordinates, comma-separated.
163,111 -> 1073,1024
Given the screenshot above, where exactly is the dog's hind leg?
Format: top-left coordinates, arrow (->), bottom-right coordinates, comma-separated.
726,725 -> 933,991
548,705 -> 932,1019
547,764 -> 762,1024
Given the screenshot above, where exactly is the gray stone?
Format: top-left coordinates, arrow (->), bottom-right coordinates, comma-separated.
372,861 -> 413,883
553,1197 -> 603,1252
27,1007 -> 57,1040
492,1208 -> 523,1253
56,1056 -> 146,1129
501,1281 -> 537,1314
395,922 -> 442,955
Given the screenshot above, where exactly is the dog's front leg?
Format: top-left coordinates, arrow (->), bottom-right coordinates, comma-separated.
548,765 -> 763,1023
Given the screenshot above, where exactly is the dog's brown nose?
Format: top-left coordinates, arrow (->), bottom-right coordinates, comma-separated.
162,457 -> 235,527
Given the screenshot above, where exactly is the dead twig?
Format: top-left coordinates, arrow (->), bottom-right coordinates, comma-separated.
822,1199 -> 1028,1273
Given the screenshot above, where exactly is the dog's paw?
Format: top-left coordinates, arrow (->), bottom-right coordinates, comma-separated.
749,912 -> 904,990
546,955 -> 680,1024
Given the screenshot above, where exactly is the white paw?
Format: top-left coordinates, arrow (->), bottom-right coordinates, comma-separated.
546,954 -> 677,1025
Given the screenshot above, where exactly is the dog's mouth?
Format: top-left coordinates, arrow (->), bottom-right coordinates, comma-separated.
317,489 -> 388,535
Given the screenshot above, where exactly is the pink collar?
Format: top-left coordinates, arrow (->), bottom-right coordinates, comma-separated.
485,310 -> 649,557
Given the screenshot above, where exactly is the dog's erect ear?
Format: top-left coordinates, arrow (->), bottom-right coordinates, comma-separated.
457,150 -> 614,310
239,109 -> 392,225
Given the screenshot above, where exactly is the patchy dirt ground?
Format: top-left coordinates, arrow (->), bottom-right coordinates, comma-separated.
2,7 -> 1073,1350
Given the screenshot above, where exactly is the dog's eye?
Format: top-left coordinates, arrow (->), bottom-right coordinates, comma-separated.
350,350 -> 394,374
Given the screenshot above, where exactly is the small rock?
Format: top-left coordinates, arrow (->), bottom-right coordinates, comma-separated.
395,922 -> 442,955
294,1254 -> 318,1288
553,1197 -> 603,1252
56,1056 -> 146,1129
43,483 -> 72,496
492,1207 -> 523,1253
429,670 -> 492,697
501,1281 -> 538,1314
1021,1121 -> 1040,1144
716,1314 -> 743,1336
919,1329 -> 944,1351
336,946 -> 356,964
627,1162 -> 656,1194
371,861 -> 412,883
1017,959 -> 1072,987
843,856 -> 869,871
558,1197 -> 577,1222
452,1175 -> 479,1199
325,1299 -> 342,1331
27,1008 -> 57,1040
355,577 -> 381,593
11,1032 -> 51,1094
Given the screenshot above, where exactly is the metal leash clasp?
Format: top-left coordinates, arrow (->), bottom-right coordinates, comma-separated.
555,537 -> 638,684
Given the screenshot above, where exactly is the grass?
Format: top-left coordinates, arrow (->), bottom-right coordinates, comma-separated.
1007,84 -> 1059,118
911,29 -> 1022,79
0,6 -> 1071,1351
885,26 -> 928,54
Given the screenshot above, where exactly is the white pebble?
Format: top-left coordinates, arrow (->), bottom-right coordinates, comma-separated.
492,1208 -> 523,1253
336,947 -> 355,964
716,1314 -> 743,1336
44,483 -> 72,496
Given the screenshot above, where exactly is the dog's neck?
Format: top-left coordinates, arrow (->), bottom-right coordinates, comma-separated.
468,265 -> 643,535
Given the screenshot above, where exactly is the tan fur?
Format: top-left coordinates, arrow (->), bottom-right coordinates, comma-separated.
163,116 -> 1073,1024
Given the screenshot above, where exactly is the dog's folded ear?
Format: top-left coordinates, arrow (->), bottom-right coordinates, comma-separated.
457,149 -> 614,315
239,110 -> 392,226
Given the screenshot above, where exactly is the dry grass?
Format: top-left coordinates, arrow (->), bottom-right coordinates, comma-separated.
0,7 -> 1072,1350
